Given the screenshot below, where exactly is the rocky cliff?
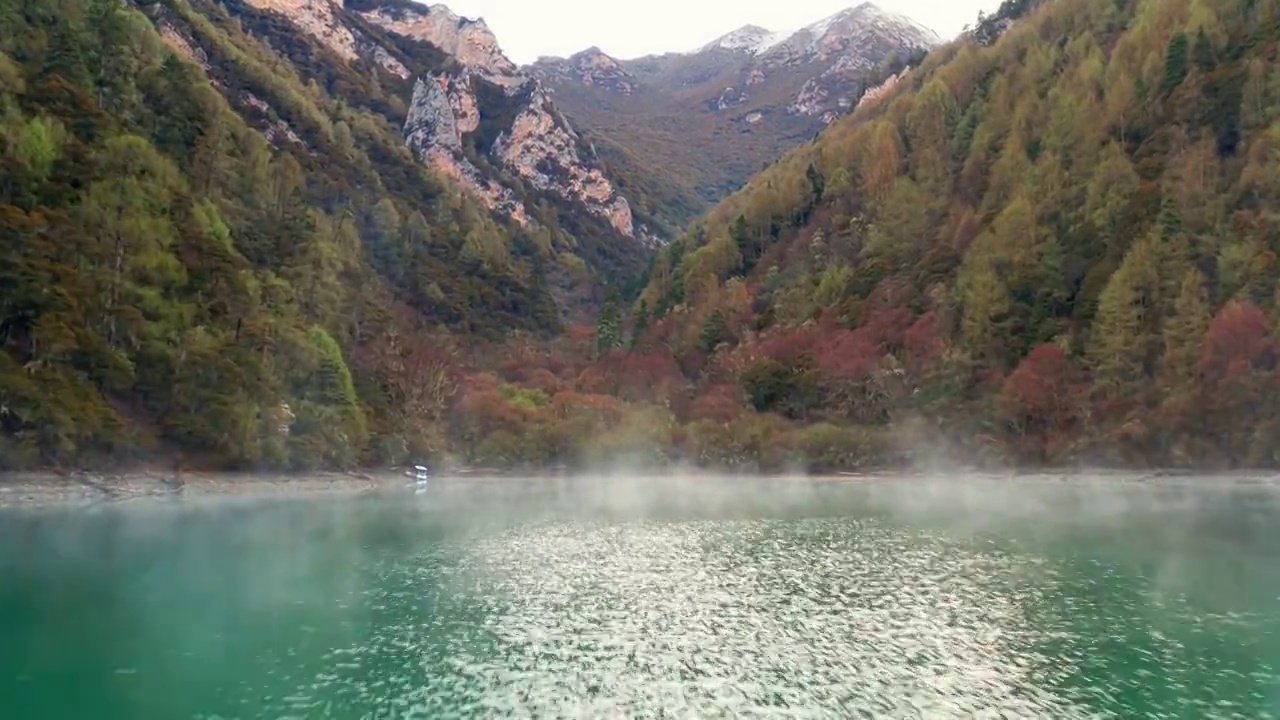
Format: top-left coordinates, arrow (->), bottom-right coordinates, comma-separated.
529,2 -> 938,224
359,1 -> 656,246
207,0 -> 657,255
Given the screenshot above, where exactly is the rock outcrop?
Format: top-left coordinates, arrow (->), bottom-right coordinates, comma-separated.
855,66 -> 910,110
493,85 -> 636,236
217,0 -> 652,247
243,0 -> 360,60
356,2 -> 520,83
353,0 -> 649,242
535,47 -> 635,95
403,75 -> 529,224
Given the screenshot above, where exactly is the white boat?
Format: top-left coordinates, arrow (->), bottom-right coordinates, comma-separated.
405,465 -> 431,493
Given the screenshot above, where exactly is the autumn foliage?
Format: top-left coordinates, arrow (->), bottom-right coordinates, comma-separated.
10,0 -> 1280,474
1199,301 -> 1275,384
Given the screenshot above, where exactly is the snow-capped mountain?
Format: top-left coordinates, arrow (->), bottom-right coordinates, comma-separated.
528,2 -> 939,222
703,3 -> 939,61
758,3 -> 940,65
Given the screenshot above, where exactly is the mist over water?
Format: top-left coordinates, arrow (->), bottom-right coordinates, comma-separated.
2,474 -> 1279,719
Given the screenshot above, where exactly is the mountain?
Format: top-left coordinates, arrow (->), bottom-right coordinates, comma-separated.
195,0 -> 660,298
0,0 -> 676,471
20,0 -> 1280,475
528,2 -> 938,228
613,0 -> 1280,470
0,0 -> 943,473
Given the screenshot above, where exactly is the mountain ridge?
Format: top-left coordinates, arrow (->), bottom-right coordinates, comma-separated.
535,2 -> 941,65
527,1 -> 937,229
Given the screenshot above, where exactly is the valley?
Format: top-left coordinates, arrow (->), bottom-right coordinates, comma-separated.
2,0 -> 1278,474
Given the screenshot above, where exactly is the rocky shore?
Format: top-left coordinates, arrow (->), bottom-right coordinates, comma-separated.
0,470 -> 410,509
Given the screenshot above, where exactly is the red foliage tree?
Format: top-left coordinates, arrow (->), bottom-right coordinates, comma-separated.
523,368 -> 563,397
550,390 -> 626,425
453,374 -> 530,439
757,326 -> 821,365
811,329 -> 881,382
354,326 -> 461,430
904,310 -> 946,374
685,383 -> 750,424
1195,301 -> 1278,461
614,349 -> 687,402
575,348 -> 684,400
1199,300 -> 1275,384
853,306 -> 915,353
999,343 -> 1082,444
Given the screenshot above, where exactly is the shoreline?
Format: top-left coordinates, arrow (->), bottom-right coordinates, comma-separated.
3,467 -> 1280,509
0,470 -> 409,510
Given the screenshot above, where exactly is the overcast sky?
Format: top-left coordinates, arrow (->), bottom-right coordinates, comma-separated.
437,0 -> 1004,64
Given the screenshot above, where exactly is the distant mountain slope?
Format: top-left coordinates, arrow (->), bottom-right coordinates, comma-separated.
630,0 -> 1280,467
529,2 -> 937,227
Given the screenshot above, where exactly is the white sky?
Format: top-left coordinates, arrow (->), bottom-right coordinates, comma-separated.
436,1 -> 1004,64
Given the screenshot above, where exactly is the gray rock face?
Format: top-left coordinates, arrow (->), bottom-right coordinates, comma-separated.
359,2 -> 647,241
405,76 -> 461,153
403,75 -> 531,226
218,0 -> 652,245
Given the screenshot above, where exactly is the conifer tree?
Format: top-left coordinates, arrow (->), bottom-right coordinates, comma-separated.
1160,268 -> 1211,391
957,254 -> 1012,365
1089,236 -> 1161,394
630,300 -> 650,350
1161,32 -> 1190,96
699,310 -> 729,353
596,292 -> 622,358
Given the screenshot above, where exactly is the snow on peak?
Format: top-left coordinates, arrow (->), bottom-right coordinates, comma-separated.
690,2 -> 939,59
763,1 -> 941,59
703,24 -> 786,54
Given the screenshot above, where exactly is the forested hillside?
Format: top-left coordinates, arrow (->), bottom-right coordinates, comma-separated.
622,0 -> 1280,468
8,0 -> 1280,474
0,0 -> 566,469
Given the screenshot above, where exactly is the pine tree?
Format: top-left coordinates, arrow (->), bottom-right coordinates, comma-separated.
1089,236 -> 1161,394
1161,32 -> 1190,97
1160,268 -> 1211,392
630,300 -> 650,350
730,214 -> 754,274
699,310 -> 729,353
595,293 -> 622,358
1192,28 -> 1217,73
805,163 -> 826,207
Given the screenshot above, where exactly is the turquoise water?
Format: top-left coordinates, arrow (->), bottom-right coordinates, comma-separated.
1,476 -> 1279,718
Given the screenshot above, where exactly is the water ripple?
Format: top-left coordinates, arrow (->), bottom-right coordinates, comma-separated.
300,518 -> 1103,718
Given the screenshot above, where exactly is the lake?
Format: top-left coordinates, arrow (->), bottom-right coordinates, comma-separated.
2,474 -> 1279,718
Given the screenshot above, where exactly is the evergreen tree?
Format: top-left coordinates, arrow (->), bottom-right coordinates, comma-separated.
699,310 -> 729,353
630,300 -> 650,350
1089,236 -> 1161,395
730,214 -> 755,274
1161,32 -> 1190,96
1193,28 -> 1217,73
1160,268 -> 1211,392
596,292 -> 622,358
